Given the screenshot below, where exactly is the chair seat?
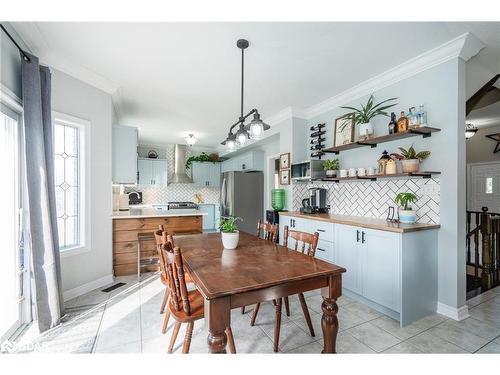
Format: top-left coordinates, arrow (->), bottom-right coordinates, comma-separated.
168,289 -> 204,323
161,270 -> 193,286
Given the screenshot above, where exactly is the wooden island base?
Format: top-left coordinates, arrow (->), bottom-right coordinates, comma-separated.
112,215 -> 202,276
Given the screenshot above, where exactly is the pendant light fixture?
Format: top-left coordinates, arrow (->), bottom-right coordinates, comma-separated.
221,39 -> 270,150
465,123 -> 478,140
185,133 -> 197,146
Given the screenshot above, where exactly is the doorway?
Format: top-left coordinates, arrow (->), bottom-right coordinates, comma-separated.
467,162 -> 500,213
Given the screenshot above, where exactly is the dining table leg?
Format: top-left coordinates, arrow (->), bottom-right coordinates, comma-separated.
321,275 -> 342,353
205,296 -> 230,353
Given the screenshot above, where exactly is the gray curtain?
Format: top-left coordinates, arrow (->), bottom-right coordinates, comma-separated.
22,52 -> 65,332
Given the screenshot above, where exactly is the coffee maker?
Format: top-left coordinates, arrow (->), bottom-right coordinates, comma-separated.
300,187 -> 329,214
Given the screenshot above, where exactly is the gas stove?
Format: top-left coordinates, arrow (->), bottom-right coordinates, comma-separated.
167,201 -> 199,210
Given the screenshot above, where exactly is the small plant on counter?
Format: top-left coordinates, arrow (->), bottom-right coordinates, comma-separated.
219,216 -> 242,249
340,94 -> 398,140
394,192 -> 418,224
391,145 -> 431,173
323,159 -> 340,177
185,152 -> 220,170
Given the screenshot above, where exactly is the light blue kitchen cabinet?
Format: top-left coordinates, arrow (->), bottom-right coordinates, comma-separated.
222,150 -> 264,172
334,224 -> 363,295
362,228 -> 400,312
191,162 -> 221,187
137,158 -> 168,186
221,159 -> 235,173
112,125 -> 138,184
198,204 -> 216,230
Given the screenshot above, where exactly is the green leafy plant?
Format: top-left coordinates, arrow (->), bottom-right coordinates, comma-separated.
323,159 -> 340,171
394,192 -> 417,210
391,145 -> 431,161
185,152 -> 220,170
219,216 -> 242,233
340,94 -> 398,126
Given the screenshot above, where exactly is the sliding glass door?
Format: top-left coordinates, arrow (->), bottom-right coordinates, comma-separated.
0,104 -> 25,342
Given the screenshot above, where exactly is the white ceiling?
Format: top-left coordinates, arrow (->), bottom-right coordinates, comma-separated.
11,22 -> 500,147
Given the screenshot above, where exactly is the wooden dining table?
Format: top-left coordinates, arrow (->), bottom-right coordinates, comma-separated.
174,231 -> 346,353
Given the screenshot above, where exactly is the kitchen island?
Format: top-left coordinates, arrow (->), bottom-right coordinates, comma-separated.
112,209 -> 206,276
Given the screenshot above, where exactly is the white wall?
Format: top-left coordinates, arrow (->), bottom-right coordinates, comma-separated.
467,124 -> 500,163
51,69 -> 114,294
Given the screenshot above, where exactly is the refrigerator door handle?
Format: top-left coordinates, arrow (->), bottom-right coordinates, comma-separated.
221,177 -> 227,215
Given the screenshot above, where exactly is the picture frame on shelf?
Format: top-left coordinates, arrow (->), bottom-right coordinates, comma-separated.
279,169 -> 290,185
280,153 -> 290,170
333,115 -> 355,147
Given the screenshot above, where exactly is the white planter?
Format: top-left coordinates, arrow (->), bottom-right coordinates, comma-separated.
221,231 -> 239,249
399,209 -> 417,224
358,122 -> 374,139
326,169 -> 337,177
401,159 -> 420,173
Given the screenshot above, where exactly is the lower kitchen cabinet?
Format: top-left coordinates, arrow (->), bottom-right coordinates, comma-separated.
335,224 -> 363,295
198,204 -> 216,230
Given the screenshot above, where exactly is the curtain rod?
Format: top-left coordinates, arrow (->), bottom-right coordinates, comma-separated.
0,24 -> 31,62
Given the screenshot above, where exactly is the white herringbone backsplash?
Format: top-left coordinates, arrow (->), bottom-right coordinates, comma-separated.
292,178 -> 440,224
126,144 -> 220,204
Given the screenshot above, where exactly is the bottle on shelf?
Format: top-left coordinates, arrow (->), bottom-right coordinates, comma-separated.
417,104 -> 428,127
408,107 -> 418,129
388,112 -> 397,134
397,111 -> 409,133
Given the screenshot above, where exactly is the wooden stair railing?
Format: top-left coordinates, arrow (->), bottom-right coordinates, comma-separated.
467,207 -> 500,291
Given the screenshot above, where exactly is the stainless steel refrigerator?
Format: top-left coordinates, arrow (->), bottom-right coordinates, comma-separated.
220,171 -> 264,234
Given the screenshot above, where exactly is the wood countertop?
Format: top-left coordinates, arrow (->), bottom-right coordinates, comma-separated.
279,211 -> 440,233
112,208 -> 207,219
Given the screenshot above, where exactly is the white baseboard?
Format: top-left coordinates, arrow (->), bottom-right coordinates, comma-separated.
63,274 -> 114,302
437,302 -> 470,321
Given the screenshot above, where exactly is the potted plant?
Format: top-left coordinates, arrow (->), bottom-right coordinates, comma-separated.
219,216 -> 242,249
394,192 -> 418,224
340,94 -> 398,140
323,158 -> 340,177
391,145 -> 431,173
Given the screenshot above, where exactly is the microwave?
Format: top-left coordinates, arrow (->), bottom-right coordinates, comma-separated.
291,160 -> 326,181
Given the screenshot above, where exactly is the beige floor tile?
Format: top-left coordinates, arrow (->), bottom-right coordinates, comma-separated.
346,322 -> 401,352
285,341 -> 324,353
94,340 -> 141,353
342,301 -> 382,321
476,341 -> 500,353
443,318 -> 500,341
262,321 -> 317,352
332,331 -> 376,354
427,324 -> 489,352
412,313 -> 448,331
382,341 -> 424,353
407,332 -> 468,353
370,315 -> 424,340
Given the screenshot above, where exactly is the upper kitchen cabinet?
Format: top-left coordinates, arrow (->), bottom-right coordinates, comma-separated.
137,158 -> 168,186
223,150 -> 264,172
112,125 -> 138,184
191,162 -> 221,187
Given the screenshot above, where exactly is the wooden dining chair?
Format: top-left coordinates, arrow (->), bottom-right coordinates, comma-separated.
155,225 -> 192,335
156,229 -> 236,353
240,219 -> 279,315
250,225 -> 319,352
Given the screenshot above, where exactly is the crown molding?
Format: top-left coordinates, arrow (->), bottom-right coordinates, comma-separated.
305,33 -> 485,119
11,23 -> 118,95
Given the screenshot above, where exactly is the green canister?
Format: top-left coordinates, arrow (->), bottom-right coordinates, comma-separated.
271,189 -> 285,211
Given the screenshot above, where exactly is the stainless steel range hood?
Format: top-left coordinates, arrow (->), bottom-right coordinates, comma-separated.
171,144 -> 193,183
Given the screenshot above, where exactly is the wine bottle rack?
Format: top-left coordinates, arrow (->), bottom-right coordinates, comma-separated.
310,123 -> 326,159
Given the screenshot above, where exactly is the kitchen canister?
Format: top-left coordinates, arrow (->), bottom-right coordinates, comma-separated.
357,167 -> 366,177
348,168 -> 357,177
339,169 -> 348,178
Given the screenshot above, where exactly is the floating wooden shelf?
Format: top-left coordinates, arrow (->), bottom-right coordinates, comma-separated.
323,127 -> 441,154
321,171 -> 441,183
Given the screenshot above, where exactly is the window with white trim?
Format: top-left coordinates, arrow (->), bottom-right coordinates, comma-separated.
53,115 -> 87,252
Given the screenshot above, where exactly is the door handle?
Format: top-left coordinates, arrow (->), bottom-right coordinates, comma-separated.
362,231 -> 366,243
356,230 -> 360,242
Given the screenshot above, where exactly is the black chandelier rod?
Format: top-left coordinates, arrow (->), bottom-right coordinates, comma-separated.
228,108 -> 258,134
0,24 -> 31,62
240,45 -> 244,120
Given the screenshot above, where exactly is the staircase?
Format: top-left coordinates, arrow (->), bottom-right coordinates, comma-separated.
466,207 -> 500,298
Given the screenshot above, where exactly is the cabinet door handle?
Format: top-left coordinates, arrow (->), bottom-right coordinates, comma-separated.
362,231 -> 366,243
356,230 -> 360,242
317,247 -> 326,252
317,229 -> 325,232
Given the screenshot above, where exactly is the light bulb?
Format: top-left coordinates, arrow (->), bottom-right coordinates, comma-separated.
250,123 -> 264,139
185,134 -> 197,146
226,139 -> 236,150
237,131 -> 248,146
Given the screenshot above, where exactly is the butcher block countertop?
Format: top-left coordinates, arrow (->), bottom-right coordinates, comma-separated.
112,208 -> 207,219
279,211 -> 440,233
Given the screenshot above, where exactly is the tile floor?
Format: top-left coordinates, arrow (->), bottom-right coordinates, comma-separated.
11,274 -> 500,354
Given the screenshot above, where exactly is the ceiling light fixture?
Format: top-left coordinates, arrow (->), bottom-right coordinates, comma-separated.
185,134 -> 197,146
221,39 -> 270,150
465,123 -> 478,139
